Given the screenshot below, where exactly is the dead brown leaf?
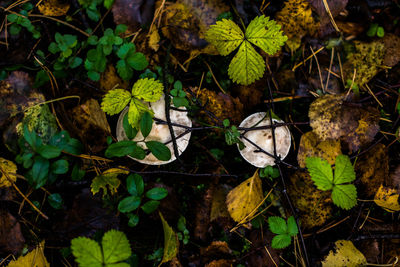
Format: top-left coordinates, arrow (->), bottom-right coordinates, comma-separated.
0,209 -> 25,255
210,186 -> 230,221
112,0 -> 155,33
38,0 -> 70,16
205,259 -> 233,267
100,64 -> 128,92
382,33 -> 400,67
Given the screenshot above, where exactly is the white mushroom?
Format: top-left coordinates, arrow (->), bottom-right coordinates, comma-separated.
238,112 -> 291,167
116,95 -> 192,165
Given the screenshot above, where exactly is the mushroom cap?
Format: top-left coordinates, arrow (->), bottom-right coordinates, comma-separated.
116,95 -> 192,165
238,112 -> 291,167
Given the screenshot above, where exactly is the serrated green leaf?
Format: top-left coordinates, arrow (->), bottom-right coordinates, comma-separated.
101,89 -> 132,115
116,59 -> 133,80
306,157 -> 333,191
127,52 -> 148,71
332,184 -> 357,210
205,19 -> 244,56
228,41 -> 265,85
128,98 -> 150,129
117,43 -> 134,59
287,216 -> 298,236
102,229 -> 132,264
131,78 -> 163,102
245,15 -> 287,55
268,216 -> 287,235
271,234 -> 291,249
146,187 -> 168,200
32,156 -> 49,189
334,155 -> 356,185
71,237 -> 103,267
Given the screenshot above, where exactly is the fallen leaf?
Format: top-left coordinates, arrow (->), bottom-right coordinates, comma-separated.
194,186 -> 213,241
0,157 -> 17,188
38,0 -> 70,16
100,64 -> 128,92
374,184 -> 400,212
7,241 -> 49,267
322,240 -> 367,267
382,33 -> 400,67
289,171 -> 333,229
226,171 -> 263,223
248,229 -> 280,267
159,212 -> 179,265
200,241 -> 232,260
275,0 -> 319,51
91,168 -> 128,197
0,209 -> 25,255
210,186 -> 230,221
297,131 -> 342,168
112,0 -> 154,33
148,27 -> 160,51
205,259 -> 233,267
343,40 -> 385,87
355,144 -> 389,197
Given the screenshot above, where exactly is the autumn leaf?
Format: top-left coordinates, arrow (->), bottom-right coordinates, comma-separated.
38,0 -> 70,16
91,168 -> 128,197
374,184 -> 400,212
226,170 -> 263,222
322,240 -> 367,267
0,157 -> 17,188
159,212 -> 179,265
8,241 -> 50,267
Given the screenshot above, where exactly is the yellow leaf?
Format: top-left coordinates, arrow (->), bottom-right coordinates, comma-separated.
148,28 -> 160,51
38,0 -> 69,16
228,41 -> 265,86
91,168 -> 128,197
101,89 -> 132,115
374,184 -> 400,212
8,241 -> 50,267
226,171 -> 263,222
322,240 -> 367,267
0,157 -> 17,188
205,19 -> 244,56
128,98 -> 150,129
159,212 -> 179,265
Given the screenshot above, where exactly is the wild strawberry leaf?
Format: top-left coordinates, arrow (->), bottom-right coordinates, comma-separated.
334,154 -> 356,185
305,157 -> 333,190
101,89 -> 131,115
131,78 -> 163,102
205,19 -> 244,56
332,184 -> 357,210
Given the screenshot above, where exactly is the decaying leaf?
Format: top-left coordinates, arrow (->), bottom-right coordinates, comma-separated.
226,171 -> 263,223
0,157 -> 17,188
192,87 -> 244,124
91,168 -> 128,197
100,64 -> 128,92
38,0 -> 70,16
0,71 -> 45,127
148,27 -> 160,51
7,241 -> 49,267
0,209 -> 25,255
159,212 -> 179,265
382,33 -> 400,67
210,186 -> 230,221
308,94 -> 380,152
355,144 -> 389,197
322,240 -> 367,267
289,171 -> 333,229
297,131 -> 342,168
275,0 -> 319,51
343,40 -> 385,87
374,184 -> 400,212
112,0 -> 154,33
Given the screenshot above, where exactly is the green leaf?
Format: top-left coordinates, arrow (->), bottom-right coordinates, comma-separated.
306,157 -> 333,191
128,98 -> 150,129
7,14 -> 18,23
205,19 -> 244,56
146,187 -> 168,200
51,159 -> 69,174
32,156 -> 49,189
141,200 -> 160,214
287,216 -> 298,236
128,213 -> 139,227
377,26 -> 384,37
123,112 -> 138,139
146,141 -> 171,161
115,24 -> 127,35
105,140 -> 137,157
116,59 -> 133,80
102,229 -> 132,264
48,42 -> 59,54
48,193 -> 63,209
126,52 -> 148,71
87,35 -> 98,45
271,234 -> 291,249
159,212 -> 179,265
140,112 -> 153,138
69,57 -> 83,68
129,144 -> 146,160
117,43 -> 134,59
37,145 -> 62,159
332,184 -> 357,210
173,80 -> 182,90
268,216 -> 287,235
91,172 -> 121,197
228,41 -> 265,85
101,89 -> 132,115
334,155 -> 355,185
71,237 -> 103,267
72,164 -> 85,181
118,196 -> 141,213
245,15 -> 287,55
126,173 -> 144,196
64,138 -> 83,155
131,78 -> 163,102
88,70 -> 100,81
104,0 -> 114,9
23,124 -> 37,148
172,97 -> 188,108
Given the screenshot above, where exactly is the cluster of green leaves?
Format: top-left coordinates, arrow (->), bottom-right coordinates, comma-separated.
223,119 -> 245,149
170,80 -> 189,108
48,33 -> 82,71
78,0 -> 114,22
205,15 -> 287,85
16,125 -> 84,189
367,23 -> 385,38
268,216 -> 298,249
101,78 -> 163,128
177,216 -> 190,245
116,43 -> 148,80
7,3 -> 40,39
71,229 -> 132,267
259,166 -> 280,180
306,155 -> 357,210
105,111 -> 171,161
118,174 -> 168,227
346,79 -> 360,98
